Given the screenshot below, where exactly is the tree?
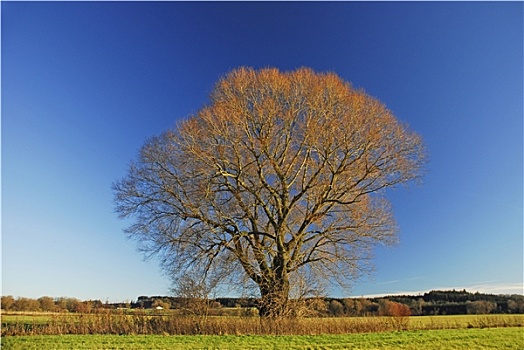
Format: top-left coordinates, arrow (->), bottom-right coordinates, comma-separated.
328,299 -> 345,316
1,295 -> 15,311
379,300 -> 411,317
55,297 -> 81,312
38,296 -> 57,312
152,299 -> 171,310
114,67 -> 426,317
466,300 -> 496,315
75,300 -> 94,313
13,297 -> 40,312
171,273 -> 215,317
507,295 -> 524,314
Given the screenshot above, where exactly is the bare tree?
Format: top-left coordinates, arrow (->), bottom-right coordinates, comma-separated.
114,67 -> 426,317
172,272 -> 217,317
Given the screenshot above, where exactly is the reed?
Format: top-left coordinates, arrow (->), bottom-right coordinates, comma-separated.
2,311 -> 523,336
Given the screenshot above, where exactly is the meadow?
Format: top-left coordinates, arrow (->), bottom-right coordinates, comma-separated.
2,327 -> 523,350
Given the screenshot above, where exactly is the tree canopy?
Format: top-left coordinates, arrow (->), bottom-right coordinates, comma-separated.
113,67 -> 426,317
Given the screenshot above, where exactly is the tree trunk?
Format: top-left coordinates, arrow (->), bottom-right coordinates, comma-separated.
257,276 -> 290,318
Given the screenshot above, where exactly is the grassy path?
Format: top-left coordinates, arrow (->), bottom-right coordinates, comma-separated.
3,327 -> 523,350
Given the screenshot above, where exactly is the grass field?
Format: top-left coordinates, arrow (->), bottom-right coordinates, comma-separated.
2,327 -> 523,350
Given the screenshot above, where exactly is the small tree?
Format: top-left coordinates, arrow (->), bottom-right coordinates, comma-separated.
172,273 -> 217,317
75,301 -> 94,313
152,299 -> 171,310
342,298 -> 363,316
466,300 -> 496,315
1,296 -> 15,311
38,296 -> 56,312
507,296 -> 524,314
114,67 -> 426,317
13,297 -> 40,312
379,300 -> 411,317
328,300 -> 345,316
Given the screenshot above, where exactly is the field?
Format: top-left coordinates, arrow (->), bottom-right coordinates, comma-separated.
2,328 -> 523,350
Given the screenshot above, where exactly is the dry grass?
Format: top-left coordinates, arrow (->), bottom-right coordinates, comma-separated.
2,311 -> 523,337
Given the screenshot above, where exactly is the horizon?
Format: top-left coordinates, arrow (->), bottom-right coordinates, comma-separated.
3,285 -> 523,304
3,2 -> 522,302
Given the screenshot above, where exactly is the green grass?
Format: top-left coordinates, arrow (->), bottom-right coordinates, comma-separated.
2,327 -> 523,350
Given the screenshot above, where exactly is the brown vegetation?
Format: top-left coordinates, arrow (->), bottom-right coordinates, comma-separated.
2,311 -> 523,337
3,291 -> 523,337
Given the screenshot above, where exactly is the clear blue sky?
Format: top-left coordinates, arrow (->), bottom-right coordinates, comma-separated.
2,2 -> 522,302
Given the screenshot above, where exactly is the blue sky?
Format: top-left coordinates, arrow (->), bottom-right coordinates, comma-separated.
2,2 -> 522,302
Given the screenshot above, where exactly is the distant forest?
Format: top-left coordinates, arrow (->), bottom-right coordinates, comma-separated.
134,290 -> 524,316
3,290 -> 523,316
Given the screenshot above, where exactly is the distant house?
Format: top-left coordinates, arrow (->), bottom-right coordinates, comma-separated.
155,306 -> 164,310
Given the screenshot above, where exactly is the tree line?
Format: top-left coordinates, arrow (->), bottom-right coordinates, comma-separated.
323,290 -> 524,316
0,296 -> 106,313
3,290 -> 522,316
